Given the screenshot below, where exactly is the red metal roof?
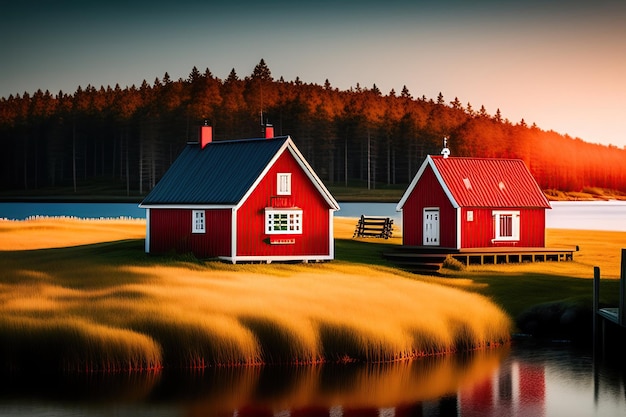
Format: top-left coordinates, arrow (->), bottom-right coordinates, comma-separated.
429,156 -> 551,208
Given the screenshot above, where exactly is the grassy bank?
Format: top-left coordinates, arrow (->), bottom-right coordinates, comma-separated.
336,219 -> 623,302
436,228 -> 625,317
2,216 -> 621,372
0,217 -> 511,373
331,218 -> 624,342
545,187 -> 626,201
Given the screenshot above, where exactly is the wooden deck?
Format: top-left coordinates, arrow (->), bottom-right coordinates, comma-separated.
383,245 -> 577,274
597,307 -> 620,324
594,249 -> 626,329
593,251 -> 626,356
452,246 -> 576,265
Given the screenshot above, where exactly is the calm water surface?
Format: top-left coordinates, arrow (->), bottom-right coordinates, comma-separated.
0,341 -> 624,417
0,202 -> 145,220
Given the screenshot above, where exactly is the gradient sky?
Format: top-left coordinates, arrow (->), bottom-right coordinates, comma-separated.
2,0 -> 625,148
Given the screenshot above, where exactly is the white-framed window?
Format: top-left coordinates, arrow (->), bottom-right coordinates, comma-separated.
277,173 -> 292,195
493,210 -> 520,241
192,210 -> 205,234
265,209 -> 302,234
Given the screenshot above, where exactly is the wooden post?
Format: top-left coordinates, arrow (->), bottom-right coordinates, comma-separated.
593,266 -> 600,341
593,265 -> 601,401
618,249 -> 626,326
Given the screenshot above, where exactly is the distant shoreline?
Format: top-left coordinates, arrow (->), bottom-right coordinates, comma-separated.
0,186 -> 624,204
0,196 -> 143,204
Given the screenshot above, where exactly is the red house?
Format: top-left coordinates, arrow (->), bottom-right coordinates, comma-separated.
396,154 -> 551,249
139,126 -> 340,263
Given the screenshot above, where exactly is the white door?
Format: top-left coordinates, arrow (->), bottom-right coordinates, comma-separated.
423,208 -> 440,246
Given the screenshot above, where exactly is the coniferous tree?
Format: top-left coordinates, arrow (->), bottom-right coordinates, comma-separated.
1,59 -> 625,195
187,66 -> 202,84
450,97 -> 463,110
494,108 -> 502,123
400,85 -> 412,99
220,69 -> 246,138
247,59 -> 277,129
466,102 -> 475,117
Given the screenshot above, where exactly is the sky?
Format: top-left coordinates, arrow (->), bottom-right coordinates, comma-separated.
2,0 -> 625,148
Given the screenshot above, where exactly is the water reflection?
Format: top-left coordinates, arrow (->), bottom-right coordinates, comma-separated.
0,348 -> 503,416
459,360 -> 545,417
1,342 -> 625,416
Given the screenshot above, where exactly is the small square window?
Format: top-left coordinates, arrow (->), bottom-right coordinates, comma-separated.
192,210 -> 205,234
277,173 -> 291,195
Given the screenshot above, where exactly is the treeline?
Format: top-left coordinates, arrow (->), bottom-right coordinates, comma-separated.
1,59 -> 625,195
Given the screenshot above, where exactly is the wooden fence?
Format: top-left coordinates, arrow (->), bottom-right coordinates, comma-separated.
353,215 -> 394,239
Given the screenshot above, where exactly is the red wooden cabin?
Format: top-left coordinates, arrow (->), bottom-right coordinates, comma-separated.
139,126 -> 340,263
396,155 -> 551,249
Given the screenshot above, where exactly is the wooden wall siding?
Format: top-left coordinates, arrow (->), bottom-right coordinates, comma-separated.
150,208 -> 231,257
460,208 -> 545,248
236,151 -> 330,257
402,165 -> 457,248
460,208 -> 493,248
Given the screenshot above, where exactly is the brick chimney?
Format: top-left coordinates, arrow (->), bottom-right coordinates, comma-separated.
200,124 -> 212,149
264,123 -> 274,139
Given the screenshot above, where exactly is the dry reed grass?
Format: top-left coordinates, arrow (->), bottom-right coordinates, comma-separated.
0,217 -> 511,372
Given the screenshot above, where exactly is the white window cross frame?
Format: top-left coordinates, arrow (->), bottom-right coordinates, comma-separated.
277,173 -> 292,195
493,210 -> 520,241
192,209 -> 206,234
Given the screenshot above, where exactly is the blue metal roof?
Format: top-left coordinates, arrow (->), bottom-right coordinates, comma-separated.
140,137 -> 289,205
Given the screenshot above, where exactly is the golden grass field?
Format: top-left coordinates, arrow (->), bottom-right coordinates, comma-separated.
0,217 -> 147,250
0,216 -> 512,373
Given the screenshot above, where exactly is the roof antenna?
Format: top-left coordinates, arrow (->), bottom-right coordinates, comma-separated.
441,136 -> 450,158
260,111 -> 266,135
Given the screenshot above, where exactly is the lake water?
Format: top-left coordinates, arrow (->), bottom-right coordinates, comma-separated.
1,200 -> 625,232
0,340 -> 624,417
0,202 -> 145,220
1,200 -> 626,416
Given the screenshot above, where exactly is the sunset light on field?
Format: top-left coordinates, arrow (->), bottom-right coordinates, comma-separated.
0,217 -> 511,371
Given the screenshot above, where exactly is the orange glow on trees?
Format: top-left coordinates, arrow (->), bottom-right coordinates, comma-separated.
1,59 -> 624,194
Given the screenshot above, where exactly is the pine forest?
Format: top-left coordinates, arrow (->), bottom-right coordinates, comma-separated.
1,59 -> 625,197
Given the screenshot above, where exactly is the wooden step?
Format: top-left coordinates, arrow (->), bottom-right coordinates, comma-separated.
402,264 -> 443,276
383,248 -> 447,275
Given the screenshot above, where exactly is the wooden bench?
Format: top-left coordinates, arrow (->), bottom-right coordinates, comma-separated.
353,215 -> 393,239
